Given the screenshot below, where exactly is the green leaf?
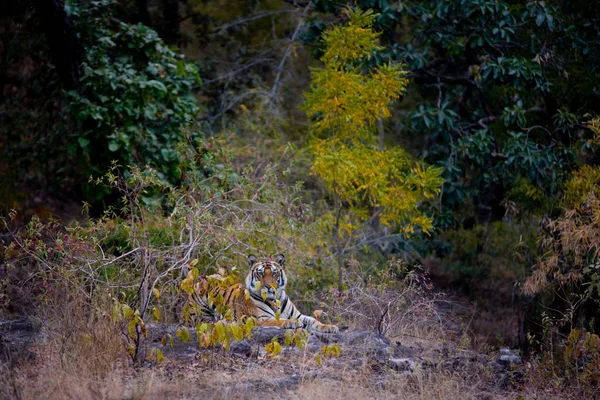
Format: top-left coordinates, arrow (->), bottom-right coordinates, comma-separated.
108,141 -> 120,152
78,137 -> 90,149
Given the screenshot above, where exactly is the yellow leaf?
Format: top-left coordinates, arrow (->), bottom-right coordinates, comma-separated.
111,301 -> 122,320
176,326 -> 190,343
331,343 -> 341,356
229,322 -> 244,342
244,317 -> 256,339
180,269 -> 197,294
266,339 -> 282,357
182,303 -> 191,323
294,329 -> 308,349
156,348 -> 164,363
200,332 -> 211,347
195,322 -> 209,337
147,348 -> 156,362
261,289 -> 268,301
315,353 -> 322,364
284,329 -> 294,346
214,320 -> 227,343
153,287 -> 161,300
152,307 -> 161,321
139,318 -> 147,338
127,319 -> 137,340
122,304 -> 133,319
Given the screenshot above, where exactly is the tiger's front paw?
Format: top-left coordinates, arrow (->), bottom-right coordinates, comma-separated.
314,322 -> 339,333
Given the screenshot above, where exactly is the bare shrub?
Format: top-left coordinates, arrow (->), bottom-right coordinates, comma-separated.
323,259 -> 461,343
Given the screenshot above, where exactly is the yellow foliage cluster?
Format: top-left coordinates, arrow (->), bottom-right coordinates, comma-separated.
586,117 -> 600,146
311,138 -> 442,230
563,165 -> 600,208
304,7 -> 442,237
304,9 -> 408,139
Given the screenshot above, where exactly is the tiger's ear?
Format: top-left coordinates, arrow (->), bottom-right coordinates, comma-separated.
248,254 -> 257,267
276,254 -> 285,267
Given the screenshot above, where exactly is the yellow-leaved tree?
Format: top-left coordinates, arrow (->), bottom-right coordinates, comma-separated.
303,8 -> 444,291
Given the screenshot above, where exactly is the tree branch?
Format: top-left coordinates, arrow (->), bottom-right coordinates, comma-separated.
268,2 -> 312,110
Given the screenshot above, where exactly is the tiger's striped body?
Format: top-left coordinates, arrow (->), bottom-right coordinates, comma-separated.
185,254 -> 338,333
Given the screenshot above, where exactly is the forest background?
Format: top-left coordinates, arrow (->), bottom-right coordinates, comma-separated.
1,0 -> 600,398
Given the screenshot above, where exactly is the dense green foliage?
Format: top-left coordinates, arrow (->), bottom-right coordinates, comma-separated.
66,1 -> 201,196
310,0 -> 599,227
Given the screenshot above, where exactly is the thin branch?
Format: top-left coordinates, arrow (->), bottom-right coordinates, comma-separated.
212,10 -> 298,33
268,2 -> 312,110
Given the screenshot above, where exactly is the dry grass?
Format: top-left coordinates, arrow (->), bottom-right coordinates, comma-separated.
0,275 -> 580,400
6,348 -> 516,400
3,343 -> 493,400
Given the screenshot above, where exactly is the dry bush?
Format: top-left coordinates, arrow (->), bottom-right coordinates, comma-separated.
524,192 -> 600,298
5,280 -> 129,399
323,259 -> 464,345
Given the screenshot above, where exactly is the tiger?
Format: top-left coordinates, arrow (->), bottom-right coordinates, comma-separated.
184,254 -> 339,333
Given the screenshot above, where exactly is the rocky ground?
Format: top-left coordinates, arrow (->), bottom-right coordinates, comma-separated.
1,317 -> 524,399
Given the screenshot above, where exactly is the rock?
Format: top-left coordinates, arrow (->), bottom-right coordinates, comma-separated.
146,324 -> 423,376
230,339 -> 252,357
0,317 -> 39,365
497,348 -> 521,368
394,342 -> 420,358
247,326 -> 288,345
220,371 -> 322,396
388,357 -> 416,372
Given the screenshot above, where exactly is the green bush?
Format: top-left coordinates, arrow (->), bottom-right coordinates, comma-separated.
66,0 -> 201,201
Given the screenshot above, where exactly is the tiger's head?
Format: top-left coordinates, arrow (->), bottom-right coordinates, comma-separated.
245,254 -> 287,301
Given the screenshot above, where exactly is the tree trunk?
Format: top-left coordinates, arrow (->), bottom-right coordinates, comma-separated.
162,0 -> 181,46
135,0 -> 152,26
35,0 -> 83,91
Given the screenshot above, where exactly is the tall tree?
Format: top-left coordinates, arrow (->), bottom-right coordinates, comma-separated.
161,0 -> 181,46
304,8 -> 443,290
35,0 -> 83,90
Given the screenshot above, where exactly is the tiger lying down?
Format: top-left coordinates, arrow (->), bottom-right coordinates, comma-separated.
184,254 -> 338,333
